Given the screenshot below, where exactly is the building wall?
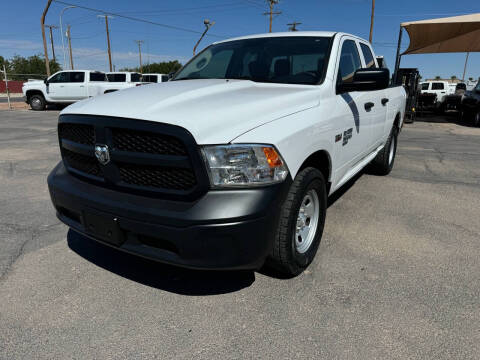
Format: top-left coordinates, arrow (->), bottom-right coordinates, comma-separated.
0,81 -> 24,93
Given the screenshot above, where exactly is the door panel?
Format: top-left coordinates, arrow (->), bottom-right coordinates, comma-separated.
334,38 -> 373,180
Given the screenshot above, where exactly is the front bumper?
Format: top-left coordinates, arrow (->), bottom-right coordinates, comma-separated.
48,162 -> 291,270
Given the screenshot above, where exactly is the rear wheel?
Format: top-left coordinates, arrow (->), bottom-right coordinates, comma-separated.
369,126 -> 398,175
267,167 -> 327,277
29,94 -> 46,111
473,111 -> 480,127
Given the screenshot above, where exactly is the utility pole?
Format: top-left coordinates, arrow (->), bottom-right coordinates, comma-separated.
287,21 -> 301,31
67,25 -> 74,70
60,6 -> 76,70
41,0 -> 53,76
369,0 -> 375,43
263,0 -> 281,33
98,15 -> 113,71
193,19 -> 215,56
45,25 -> 58,62
462,52 -> 470,82
134,40 -> 144,73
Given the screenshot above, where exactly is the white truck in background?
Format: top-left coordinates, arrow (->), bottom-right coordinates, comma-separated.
141,73 -> 169,83
106,72 -> 143,86
22,70 -> 136,111
419,80 -> 455,111
48,32 -> 406,277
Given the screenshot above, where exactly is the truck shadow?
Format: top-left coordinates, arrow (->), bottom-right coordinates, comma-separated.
67,229 -> 255,296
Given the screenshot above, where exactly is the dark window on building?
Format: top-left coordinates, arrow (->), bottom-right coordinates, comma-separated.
338,40 -> 362,83
360,43 -> 376,68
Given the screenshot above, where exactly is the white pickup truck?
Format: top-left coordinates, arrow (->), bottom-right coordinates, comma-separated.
48,32 -> 406,276
106,71 -> 143,86
22,70 -> 134,110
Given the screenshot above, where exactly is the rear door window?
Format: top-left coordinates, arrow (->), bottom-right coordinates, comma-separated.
131,73 -> 142,82
432,82 -> 444,90
360,43 -> 376,68
70,72 -> 85,83
90,72 -> 106,81
107,74 -> 126,82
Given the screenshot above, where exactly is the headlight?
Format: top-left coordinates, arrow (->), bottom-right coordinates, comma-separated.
201,144 -> 289,187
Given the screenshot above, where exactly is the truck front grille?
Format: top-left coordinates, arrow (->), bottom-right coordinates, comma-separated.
112,128 -> 187,156
58,123 -> 95,145
57,116 -> 209,200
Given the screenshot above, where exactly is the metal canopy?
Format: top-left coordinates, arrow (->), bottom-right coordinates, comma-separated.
393,13 -> 480,83
401,13 -> 480,54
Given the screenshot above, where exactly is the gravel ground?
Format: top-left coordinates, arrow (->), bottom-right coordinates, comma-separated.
0,110 -> 479,359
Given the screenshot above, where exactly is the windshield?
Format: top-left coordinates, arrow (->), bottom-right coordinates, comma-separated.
173,36 -> 332,85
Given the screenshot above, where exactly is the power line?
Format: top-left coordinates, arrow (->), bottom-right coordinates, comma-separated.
52,0 -> 228,39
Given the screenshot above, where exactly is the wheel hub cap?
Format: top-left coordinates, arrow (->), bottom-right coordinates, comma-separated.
294,190 -> 320,254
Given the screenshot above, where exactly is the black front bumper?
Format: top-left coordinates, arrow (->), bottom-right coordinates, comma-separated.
48,162 -> 291,270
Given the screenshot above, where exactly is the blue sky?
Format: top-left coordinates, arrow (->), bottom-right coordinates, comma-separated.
1,0 -> 479,80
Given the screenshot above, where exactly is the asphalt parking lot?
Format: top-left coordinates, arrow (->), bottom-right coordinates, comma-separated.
1,110 -> 479,359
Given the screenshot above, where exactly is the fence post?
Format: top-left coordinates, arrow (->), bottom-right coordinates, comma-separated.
2,65 -> 12,110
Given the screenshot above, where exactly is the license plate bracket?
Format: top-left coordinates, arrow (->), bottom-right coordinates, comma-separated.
83,209 -> 124,246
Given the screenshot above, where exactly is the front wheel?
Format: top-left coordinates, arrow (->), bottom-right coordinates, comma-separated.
267,167 -> 327,277
29,94 -> 46,111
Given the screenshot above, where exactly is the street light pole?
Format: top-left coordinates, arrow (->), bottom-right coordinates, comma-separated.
60,6 -> 76,70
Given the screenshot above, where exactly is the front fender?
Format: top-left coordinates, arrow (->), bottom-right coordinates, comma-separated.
231,106 -> 336,180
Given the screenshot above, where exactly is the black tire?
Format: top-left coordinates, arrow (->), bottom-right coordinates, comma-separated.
267,167 -> 327,277
473,111 -> 480,127
369,126 -> 398,175
29,94 -> 46,111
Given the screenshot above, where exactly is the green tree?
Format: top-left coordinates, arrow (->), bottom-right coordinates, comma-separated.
469,77 -> 473,81
450,75 -> 457,80
434,75 -> 441,80
120,60 -> 182,74
5,54 -> 61,80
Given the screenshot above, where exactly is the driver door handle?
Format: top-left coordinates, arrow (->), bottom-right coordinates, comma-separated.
364,102 -> 375,110
381,98 -> 389,105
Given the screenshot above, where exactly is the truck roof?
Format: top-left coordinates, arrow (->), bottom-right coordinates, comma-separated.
214,31 -> 369,45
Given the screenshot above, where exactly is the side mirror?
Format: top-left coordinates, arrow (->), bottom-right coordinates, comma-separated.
44,78 -> 48,85
337,68 -> 390,93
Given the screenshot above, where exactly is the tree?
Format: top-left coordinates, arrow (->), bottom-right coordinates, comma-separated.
469,77 -> 474,81
120,60 -> 182,74
450,75 -> 457,80
434,75 -> 441,80
1,54 -> 61,80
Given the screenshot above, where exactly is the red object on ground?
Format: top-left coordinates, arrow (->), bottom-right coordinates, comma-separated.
0,80 -> 25,93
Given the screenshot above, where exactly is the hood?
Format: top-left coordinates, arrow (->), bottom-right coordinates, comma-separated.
62,79 -> 320,144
